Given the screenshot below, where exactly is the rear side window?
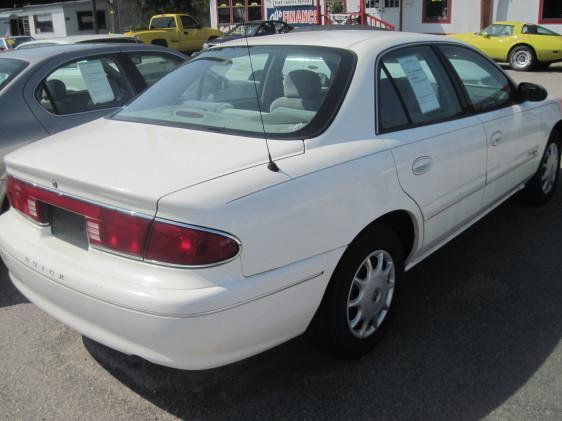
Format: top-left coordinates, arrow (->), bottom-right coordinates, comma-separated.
522,24 -> 559,36
439,44 -> 514,112
378,45 -> 462,131
151,17 -> 176,29
36,56 -> 132,115
129,53 -> 183,87
0,58 -> 27,91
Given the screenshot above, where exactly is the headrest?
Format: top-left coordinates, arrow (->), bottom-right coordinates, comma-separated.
284,70 -> 322,100
45,79 -> 67,101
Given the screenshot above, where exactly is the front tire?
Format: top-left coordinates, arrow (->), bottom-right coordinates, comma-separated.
523,134 -> 560,205
310,225 -> 404,359
509,45 -> 537,71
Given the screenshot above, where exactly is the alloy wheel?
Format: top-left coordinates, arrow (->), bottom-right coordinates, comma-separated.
347,250 -> 396,339
541,142 -> 559,195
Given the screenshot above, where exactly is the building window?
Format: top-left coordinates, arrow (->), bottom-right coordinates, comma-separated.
539,0 -> 562,23
422,0 -> 451,23
33,14 -> 54,33
217,0 -> 263,26
77,11 -> 107,31
384,0 -> 399,8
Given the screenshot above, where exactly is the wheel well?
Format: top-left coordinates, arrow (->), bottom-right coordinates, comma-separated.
1,197 -> 9,214
551,120 -> 562,145
508,43 -> 536,61
360,211 -> 416,260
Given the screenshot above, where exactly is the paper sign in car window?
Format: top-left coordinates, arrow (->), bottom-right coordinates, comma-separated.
78,60 -> 115,104
397,55 -> 440,114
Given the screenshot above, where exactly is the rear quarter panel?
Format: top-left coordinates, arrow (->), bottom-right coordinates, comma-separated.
156,139 -> 423,277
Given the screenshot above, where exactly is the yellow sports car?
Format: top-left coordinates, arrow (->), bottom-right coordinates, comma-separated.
450,21 -> 562,71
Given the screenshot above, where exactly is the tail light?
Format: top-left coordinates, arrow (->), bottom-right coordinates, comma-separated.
5,176 -> 240,266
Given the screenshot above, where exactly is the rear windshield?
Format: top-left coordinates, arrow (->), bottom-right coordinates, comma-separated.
113,45 -> 355,139
10,36 -> 34,46
150,17 -> 176,29
0,58 -> 27,91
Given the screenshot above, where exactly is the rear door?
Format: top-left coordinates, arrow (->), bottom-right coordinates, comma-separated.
438,44 -> 543,207
25,53 -> 135,135
377,45 -> 488,254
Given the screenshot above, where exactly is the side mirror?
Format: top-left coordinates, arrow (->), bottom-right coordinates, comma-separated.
517,82 -> 548,102
481,32 -> 490,38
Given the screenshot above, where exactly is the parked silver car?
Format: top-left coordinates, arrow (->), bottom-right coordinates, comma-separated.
14,34 -> 138,50
0,43 -> 186,211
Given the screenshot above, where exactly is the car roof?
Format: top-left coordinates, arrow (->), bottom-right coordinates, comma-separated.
17,34 -> 135,46
0,43 -> 182,64
493,21 -> 523,25
220,29 -> 460,51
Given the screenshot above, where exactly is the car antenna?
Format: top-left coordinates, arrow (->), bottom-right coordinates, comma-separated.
242,22 -> 279,172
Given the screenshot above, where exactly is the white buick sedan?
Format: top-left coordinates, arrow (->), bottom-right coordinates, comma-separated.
0,31 -> 560,370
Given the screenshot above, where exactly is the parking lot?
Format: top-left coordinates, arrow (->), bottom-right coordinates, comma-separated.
1,65 -> 562,420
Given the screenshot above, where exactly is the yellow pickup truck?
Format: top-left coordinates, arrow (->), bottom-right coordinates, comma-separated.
126,14 -> 223,54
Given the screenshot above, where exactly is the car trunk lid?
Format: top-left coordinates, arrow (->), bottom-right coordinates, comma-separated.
5,118 -> 304,216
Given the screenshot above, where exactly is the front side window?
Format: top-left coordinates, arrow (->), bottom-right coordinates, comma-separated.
540,0 -> 562,23
482,24 -> 514,36
378,46 -> 461,130
423,0 -> 451,23
113,46 -> 355,139
439,44 -> 513,112
36,56 -> 132,115
128,53 -> 183,87
0,58 -> 27,91
34,14 -> 54,34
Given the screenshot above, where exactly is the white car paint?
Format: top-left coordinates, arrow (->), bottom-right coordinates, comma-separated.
0,30 -> 560,369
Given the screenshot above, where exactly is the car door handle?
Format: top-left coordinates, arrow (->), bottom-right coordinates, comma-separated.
490,131 -> 504,146
184,31 -> 189,34
412,156 -> 433,175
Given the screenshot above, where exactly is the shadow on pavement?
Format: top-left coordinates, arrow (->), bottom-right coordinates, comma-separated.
0,262 -> 29,308
83,186 -> 562,419
500,63 -> 562,73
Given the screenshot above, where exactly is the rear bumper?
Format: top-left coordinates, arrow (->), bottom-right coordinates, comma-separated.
0,210 -> 342,369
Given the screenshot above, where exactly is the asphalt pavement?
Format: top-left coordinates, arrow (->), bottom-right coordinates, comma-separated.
1,66 -> 562,421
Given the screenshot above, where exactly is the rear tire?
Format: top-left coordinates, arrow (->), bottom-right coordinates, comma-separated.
509,45 -> 537,71
522,133 -> 560,205
310,225 -> 403,359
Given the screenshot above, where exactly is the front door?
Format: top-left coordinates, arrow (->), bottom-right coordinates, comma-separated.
180,15 -> 203,51
438,44 -> 543,207
377,45 -> 488,253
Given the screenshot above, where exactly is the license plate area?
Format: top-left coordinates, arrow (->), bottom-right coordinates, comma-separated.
49,206 -> 89,250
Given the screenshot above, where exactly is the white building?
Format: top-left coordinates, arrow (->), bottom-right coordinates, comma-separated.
209,0 -> 562,34
0,0 -> 114,38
